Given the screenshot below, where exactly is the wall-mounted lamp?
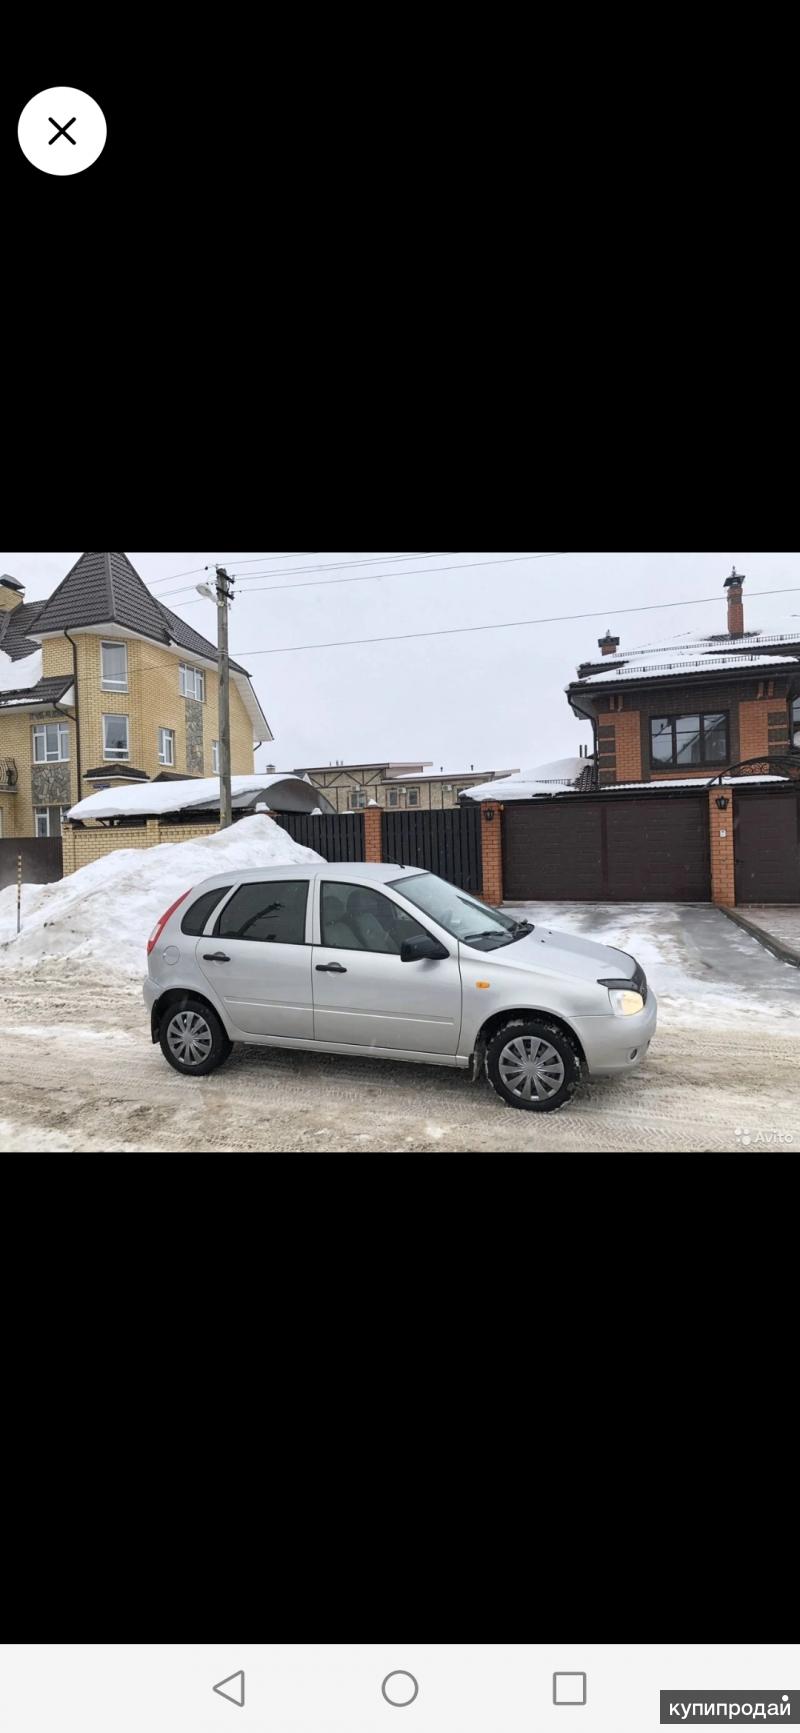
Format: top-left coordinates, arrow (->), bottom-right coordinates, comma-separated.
715,794 -> 730,811
484,807 -> 495,821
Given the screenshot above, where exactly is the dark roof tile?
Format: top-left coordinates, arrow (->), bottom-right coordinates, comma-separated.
0,674 -> 73,709
157,603 -> 249,676
83,765 -> 150,781
32,552 -> 171,642
0,601 -> 44,660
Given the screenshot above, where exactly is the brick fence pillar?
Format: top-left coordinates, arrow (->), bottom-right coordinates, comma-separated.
480,801 -> 504,904
708,789 -> 736,905
61,823 -> 75,875
146,818 -> 159,848
363,802 -> 383,863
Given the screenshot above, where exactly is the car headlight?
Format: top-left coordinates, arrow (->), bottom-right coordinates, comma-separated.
598,977 -> 645,1015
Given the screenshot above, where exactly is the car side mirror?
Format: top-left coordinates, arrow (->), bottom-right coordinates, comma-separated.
400,935 -> 449,962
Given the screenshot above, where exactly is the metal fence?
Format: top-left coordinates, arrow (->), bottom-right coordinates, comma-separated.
272,811 -> 366,860
383,806 -> 483,894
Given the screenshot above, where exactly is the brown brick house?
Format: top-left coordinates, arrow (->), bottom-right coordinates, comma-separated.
566,571 -> 800,787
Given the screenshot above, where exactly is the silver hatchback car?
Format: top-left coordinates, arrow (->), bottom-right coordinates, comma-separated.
143,863 -> 657,1112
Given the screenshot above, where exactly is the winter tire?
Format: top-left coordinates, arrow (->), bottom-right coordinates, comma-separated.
484,1017 -> 581,1112
159,997 -> 232,1076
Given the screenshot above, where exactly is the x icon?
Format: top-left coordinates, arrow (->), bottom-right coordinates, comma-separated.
48,116 -> 76,145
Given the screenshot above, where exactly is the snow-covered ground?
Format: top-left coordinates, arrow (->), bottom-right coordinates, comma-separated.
0,815 -> 322,976
505,901 -> 800,1032
0,890 -> 797,1154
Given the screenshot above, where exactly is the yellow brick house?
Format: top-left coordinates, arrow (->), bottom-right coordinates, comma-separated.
0,553 -> 271,839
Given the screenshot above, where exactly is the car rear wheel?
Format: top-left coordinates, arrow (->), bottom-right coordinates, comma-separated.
159,998 -> 232,1077
484,1018 -> 581,1112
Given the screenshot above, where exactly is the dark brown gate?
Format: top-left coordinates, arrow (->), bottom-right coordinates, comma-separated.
502,793 -> 710,901
734,788 -> 800,903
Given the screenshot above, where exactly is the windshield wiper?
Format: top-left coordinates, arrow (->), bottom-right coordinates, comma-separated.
510,919 -> 533,935
464,929 -> 512,943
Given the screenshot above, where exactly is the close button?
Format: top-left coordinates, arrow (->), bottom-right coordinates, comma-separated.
18,87 -> 106,175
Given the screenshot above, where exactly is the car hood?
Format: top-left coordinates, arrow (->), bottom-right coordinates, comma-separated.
470,926 -> 638,984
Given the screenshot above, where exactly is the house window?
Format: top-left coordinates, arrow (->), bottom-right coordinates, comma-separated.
387,789 -> 399,807
180,663 -> 205,701
32,722 -> 69,763
103,713 -> 130,760
101,641 -> 128,690
212,740 -> 220,773
35,805 -> 69,837
792,696 -> 800,748
407,788 -> 419,806
650,712 -> 729,769
348,790 -> 367,809
158,727 -> 175,766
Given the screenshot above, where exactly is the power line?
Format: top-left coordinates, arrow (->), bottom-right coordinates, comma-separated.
147,550 -> 449,592
234,585 -> 800,658
156,551 -> 567,605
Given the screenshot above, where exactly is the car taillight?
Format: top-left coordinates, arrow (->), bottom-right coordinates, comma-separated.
147,889 -> 192,955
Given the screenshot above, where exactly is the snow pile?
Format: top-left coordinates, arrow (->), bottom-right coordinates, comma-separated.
0,814 -> 323,977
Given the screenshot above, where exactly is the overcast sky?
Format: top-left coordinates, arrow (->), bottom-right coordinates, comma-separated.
3,552 -> 799,774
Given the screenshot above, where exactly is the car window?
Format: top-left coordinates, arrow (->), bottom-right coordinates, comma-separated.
320,881 -> 427,955
181,885 -> 232,935
386,870 -> 522,948
215,880 -> 308,944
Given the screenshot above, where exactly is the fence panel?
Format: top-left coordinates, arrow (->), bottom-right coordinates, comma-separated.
0,837 -> 63,892
272,812 -> 366,861
382,807 -> 483,894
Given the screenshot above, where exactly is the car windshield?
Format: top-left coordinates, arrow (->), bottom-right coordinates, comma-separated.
387,871 -> 533,950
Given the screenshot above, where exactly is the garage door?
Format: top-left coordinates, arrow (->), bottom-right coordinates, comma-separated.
734,789 -> 800,903
502,795 -> 710,901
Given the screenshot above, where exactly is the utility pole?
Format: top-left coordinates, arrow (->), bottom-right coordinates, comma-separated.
215,565 -> 233,829
197,566 -> 234,828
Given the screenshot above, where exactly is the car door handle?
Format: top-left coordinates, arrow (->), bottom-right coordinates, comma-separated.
315,961 -> 347,972
203,952 -> 230,962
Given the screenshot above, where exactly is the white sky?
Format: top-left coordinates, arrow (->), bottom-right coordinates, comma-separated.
2,552 -> 799,774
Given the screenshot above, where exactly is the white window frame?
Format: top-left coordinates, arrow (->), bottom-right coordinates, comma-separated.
407,788 -> 420,806
102,713 -> 130,761
158,726 -> 175,767
212,740 -> 220,773
180,663 -> 205,701
348,789 -> 367,809
32,722 -> 69,764
100,640 -> 128,691
34,805 -> 68,838
387,788 -> 399,807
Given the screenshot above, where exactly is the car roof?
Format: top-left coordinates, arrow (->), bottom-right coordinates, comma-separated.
187,861 -> 427,890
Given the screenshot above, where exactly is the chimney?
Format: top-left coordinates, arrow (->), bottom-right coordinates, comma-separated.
598,628 -> 620,657
724,567 -> 744,636
0,575 -> 25,613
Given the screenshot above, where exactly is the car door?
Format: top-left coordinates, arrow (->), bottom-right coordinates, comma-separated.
195,877 -> 314,1039
311,879 -> 462,1055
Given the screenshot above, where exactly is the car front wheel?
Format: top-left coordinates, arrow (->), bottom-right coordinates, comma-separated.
484,1018 -> 581,1112
159,998 -> 232,1077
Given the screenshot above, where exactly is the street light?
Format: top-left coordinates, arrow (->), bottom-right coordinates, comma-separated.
196,583 -> 215,602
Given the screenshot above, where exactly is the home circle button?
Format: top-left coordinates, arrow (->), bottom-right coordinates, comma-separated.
381,1672 -> 419,1707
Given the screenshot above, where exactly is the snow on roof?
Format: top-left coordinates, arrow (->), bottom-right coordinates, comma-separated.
573,619 -> 800,686
462,757 -> 586,800
0,814 -> 324,977
577,651 -> 799,685
0,644 -> 43,692
597,775 -> 792,791
68,773 -> 334,822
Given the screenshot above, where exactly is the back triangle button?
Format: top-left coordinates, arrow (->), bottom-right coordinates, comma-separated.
213,1670 -> 245,1708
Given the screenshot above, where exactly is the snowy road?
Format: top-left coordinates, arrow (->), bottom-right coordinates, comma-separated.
1,902 -> 798,1154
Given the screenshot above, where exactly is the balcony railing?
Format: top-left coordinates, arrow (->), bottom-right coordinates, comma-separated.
0,758 -> 18,789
